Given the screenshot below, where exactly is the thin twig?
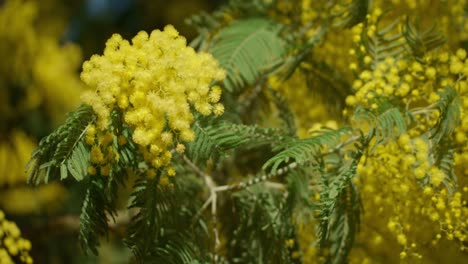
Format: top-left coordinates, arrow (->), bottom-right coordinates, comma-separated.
215,134 -> 361,192
226,161 -> 300,191
181,134 -> 362,260
50,208 -> 137,232
182,155 -> 220,263
238,78 -> 265,115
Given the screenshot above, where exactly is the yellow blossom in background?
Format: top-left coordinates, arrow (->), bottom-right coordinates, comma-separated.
269,69 -> 340,138
0,0 -> 83,125
0,0 -> 80,214
266,1 -> 468,262
0,131 -> 36,187
0,210 -> 33,264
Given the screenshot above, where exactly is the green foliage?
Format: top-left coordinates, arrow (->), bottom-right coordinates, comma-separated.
187,120 -> 287,164
354,100 -> 407,147
302,61 -> 352,114
263,127 -> 352,173
434,141 -> 458,193
79,176 -> 116,255
404,17 -> 446,60
430,87 -> 461,142
62,142 -> 89,181
316,139 -> 366,264
228,186 -> 296,263
125,174 -> 208,263
269,88 -> 297,135
361,15 -> 406,67
210,18 -> 286,93
23,1 -> 466,263
27,104 -> 95,184
284,169 -> 315,224
342,0 -> 370,28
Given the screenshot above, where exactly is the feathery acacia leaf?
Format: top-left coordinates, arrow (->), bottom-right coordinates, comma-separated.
229,186 -> 295,263
404,17 -> 446,60
263,127 -> 352,173
430,87 -> 460,142
354,100 -> 406,146
79,176 -> 115,255
66,142 -> 89,181
210,18 -> 285,93
317,140 -> 365,263
269,88 -> 297,135
187,121 -> 288,164
361,16 -> 406,68
27,104 -> 95,184
343,0 -> 369,28
125,175 -> 208,262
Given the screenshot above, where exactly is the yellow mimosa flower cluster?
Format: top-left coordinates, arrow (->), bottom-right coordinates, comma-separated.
0,0 -> 83,125
352,136 -> 468,261
0,210 -> 33,264
343,3 -> 468,262
81,25 -> 225,176
270,1 -> 468,261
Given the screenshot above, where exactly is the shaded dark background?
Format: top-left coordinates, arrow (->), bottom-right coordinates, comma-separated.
65,0 -> 226,59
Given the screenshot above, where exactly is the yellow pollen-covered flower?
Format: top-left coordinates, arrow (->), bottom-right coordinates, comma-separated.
80,25 -> 225,174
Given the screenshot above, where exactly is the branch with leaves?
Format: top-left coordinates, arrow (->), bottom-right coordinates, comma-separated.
24,0 -> 468,263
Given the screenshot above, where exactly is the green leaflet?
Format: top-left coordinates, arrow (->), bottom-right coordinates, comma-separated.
27,104 -> 95,184
341,0 -> 370,28
354,100 -> 407,147
263,127 -> 352,173
187,121 -> 287,164
210,18 -> 285,93
361,16 -> 406,68
64,142 -> 89,181
317,140 -> 365,264
79,176 -> 115,255
430,87 -> 461,143
404,17 -> 446,60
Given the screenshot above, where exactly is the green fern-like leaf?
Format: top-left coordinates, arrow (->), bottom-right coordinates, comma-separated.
354,100 -> 407,147
79,176 -> 115,255
340,0 -> 370,28
27,104 -> 95,184
187,121 -> 287,164
125,174 -> 208,263
64,142 -> 89,181
404,17 -> 446,60
302,60 -> 352,114
284,169 -> 315,224
210,18 -> 285,93
263,127 -> 352,173
269,88 -> 297,135
317,140 -> 365,264
361,16 -> 406,68
433,141 -> 458,194
430,87 -> 460,142
229,186 -> 295,263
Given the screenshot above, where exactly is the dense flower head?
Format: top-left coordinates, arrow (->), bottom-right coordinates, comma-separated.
81,25 -> 225,175
0,210 -> 33,264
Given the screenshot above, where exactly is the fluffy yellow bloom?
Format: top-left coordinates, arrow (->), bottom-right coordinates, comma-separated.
81,25 -> 225,178
0,210 -> 33,263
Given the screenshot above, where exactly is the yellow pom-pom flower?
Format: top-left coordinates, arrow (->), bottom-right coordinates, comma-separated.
80,25 -> 225,179
0,210 -> 33,263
